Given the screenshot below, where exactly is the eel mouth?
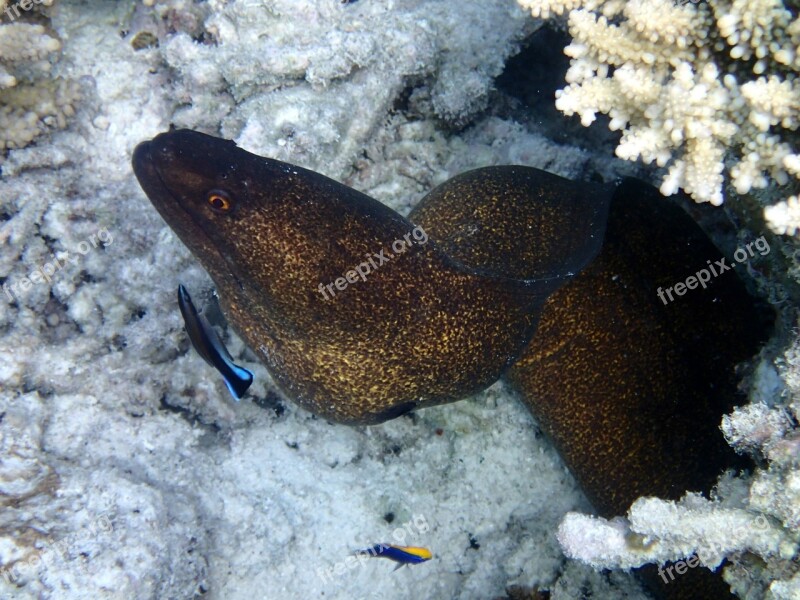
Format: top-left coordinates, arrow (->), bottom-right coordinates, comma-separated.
132,138 -> 184,225
132,136 -> 197,230
131,140 -> 160,201
132,137 -> 183,217
133,133 -> 224,228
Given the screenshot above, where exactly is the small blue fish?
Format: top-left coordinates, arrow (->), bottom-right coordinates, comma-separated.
177,284 -> 253,400
355,544 -> 432,570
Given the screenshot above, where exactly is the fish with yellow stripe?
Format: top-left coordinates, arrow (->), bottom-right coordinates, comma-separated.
355,544 -> 432,570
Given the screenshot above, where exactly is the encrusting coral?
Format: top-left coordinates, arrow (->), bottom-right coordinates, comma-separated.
517,0 -> 800,235
0,1 -> 77,153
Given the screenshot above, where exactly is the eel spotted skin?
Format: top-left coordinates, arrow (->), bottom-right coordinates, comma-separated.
411,176 -> 771,600
133,130 -> 773,600
132,129 -> 611,424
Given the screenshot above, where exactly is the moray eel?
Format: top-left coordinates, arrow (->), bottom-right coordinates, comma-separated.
177,283 -> 253,400
409,175 -> 767,518
133,129 -> 771,600
132,129 -> 611,424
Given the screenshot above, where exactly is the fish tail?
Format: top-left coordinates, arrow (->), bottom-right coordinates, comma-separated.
223,364 -> 254,400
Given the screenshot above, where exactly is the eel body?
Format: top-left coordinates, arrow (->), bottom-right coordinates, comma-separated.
133,129 -> 611,424
133,130 -> 772,600
411,176 -> 771,599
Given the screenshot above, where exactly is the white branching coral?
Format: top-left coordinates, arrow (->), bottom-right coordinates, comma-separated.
557,494 -> 794,571
518,0 -> 800,218
764,195 -> 800,235
556,348 -> 800,598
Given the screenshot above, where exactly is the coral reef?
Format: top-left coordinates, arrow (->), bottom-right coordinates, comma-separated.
517,0 -> 800,228
141,0 -> 540,179
0,76 -> 80,151
0,0 -> 796,598
0,2 -> 623,598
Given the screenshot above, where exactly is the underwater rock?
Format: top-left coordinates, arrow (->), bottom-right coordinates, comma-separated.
154,0 -> 538,175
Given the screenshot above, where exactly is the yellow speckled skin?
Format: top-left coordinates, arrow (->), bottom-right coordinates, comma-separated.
504,180 -> 770,519
132,130 -> 611,424
412,177 -> 771,600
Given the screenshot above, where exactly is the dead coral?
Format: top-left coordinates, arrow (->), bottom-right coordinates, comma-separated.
0,77 -> 79,151
0,2 -> 76,154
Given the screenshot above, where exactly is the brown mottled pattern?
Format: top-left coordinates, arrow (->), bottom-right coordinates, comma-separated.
132,130 -> 609,424
134,131 -> 772,599
411,175 -> 771,600
505,179 -> 770,518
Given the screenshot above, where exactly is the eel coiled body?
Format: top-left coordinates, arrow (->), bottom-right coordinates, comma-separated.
132,129 -> 612,424
133,129 -> 772,600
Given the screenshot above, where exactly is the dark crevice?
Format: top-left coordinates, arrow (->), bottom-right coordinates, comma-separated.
493,24 -> 621,152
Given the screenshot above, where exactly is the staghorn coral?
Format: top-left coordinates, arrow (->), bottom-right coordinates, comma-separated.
517,0 -> 800,227
0,2 -> 77,153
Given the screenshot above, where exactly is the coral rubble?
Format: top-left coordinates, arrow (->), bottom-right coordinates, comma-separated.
0,2 -> 77,153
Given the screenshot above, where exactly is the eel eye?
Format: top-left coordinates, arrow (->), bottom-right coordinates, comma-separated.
207,190 -> 233,213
